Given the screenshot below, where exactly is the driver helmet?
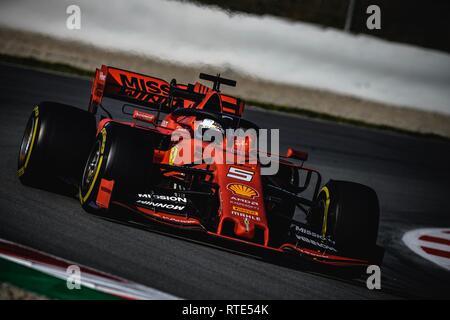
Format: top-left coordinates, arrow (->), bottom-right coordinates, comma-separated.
194,118 -> 224,141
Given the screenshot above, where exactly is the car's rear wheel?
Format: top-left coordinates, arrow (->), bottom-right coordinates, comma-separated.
308,180 -> 380,255
18,101 -> 96,192
79,122 -> 156,215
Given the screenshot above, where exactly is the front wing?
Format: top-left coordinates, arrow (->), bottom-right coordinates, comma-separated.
110,198 -> 383,268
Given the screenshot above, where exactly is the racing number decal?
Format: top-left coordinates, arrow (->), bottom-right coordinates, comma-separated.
227,167 -> 254,182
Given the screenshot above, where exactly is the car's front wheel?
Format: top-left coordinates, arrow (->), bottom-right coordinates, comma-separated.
308,180 -> 380,256
79,122 -> 156,215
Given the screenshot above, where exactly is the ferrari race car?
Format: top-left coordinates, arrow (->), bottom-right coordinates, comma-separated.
17,65 -> 383,270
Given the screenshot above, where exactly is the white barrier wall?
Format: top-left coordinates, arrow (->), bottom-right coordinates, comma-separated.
0,0 -> 449,114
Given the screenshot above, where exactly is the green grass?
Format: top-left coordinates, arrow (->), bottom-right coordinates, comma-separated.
1,53 -> 447,141
0,256 -> 120,300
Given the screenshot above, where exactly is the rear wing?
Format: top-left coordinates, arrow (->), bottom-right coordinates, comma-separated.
88,65 -> 245,116
89,65 -> 171,113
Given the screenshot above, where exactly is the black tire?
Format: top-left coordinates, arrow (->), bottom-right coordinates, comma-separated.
18,102 -> 96,191
79,122 -> 156,214
308,180 -> 380,255
265,164 -> 299,246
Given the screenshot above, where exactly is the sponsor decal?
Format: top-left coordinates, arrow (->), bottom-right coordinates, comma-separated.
293,226 -> 334,243
118,73 -> 169,96
108,70 -> 184,109
295,235 -> 337,252
133,110 -> 155,123
138,194 -> 187,203
230,196 -> 259,209
136,200 -> 185,211
291,226 -> 337,252
232,206 -> 258,216
227,183 -> 259,199
231,211 -> 261,222
152,213 -> 199,225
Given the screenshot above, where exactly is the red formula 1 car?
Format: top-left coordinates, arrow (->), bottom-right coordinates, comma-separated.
17,65 -> 383,270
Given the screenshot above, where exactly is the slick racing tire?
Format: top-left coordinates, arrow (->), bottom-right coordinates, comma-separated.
308,180 -> 380,255
265,164 -> 299,246
79,122 -> 155,214
18,102 -> 96,191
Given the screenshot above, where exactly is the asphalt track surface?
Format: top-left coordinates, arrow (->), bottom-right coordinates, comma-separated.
1,63 -> 449,299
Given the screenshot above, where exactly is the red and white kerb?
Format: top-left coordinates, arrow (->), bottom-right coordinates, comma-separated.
402,228 -> 450,271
